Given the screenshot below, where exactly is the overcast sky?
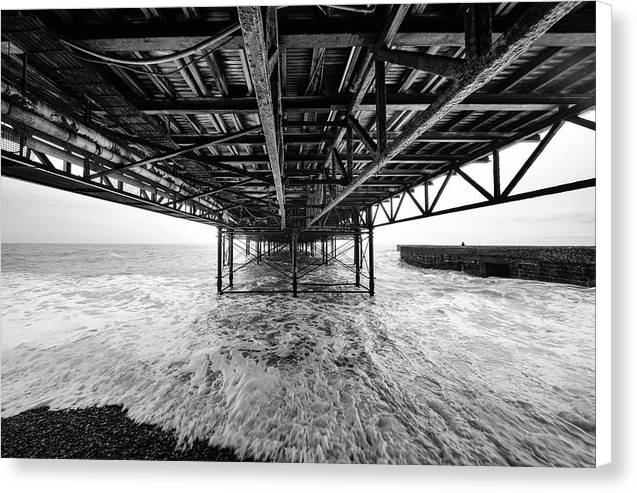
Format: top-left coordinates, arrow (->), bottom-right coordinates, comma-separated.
1,115 -> 595,246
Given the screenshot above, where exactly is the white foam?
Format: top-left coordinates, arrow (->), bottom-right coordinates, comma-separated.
1,245 -> 596,464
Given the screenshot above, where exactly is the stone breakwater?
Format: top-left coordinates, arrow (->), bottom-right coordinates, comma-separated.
398,245 -> 595,287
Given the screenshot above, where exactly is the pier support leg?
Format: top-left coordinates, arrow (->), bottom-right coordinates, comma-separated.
367,206 -> 375,296
353,211 -> 361,287
216,227 -> 223,295
291,233 -> 298,297
228,231 -> 234,287
323,238 -> 328,265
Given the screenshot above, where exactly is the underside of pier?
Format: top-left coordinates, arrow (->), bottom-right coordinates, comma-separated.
1,3 -> 596,295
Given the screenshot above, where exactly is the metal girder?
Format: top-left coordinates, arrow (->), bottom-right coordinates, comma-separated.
171,130 -> 536,146
168,153 -> 465,164
464,4 -> 493,59
502,121 -> 564,196
64,14 -> 596,52
238,6 -> 286,227
136,93 -> 592,115
318,4 -> 409,175
163,178 -> 256,207
364,109 -> 594,229
347,115 -> 377,155
567,115 -> 596,131
372,179 -> 595,227
307,2 -> 581,227
92,125 -> 262,177
1,150 -> 233,228
374,48 -> 467,79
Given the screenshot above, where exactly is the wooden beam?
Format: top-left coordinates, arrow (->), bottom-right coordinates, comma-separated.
238,6 -> 286,226
306,2 -> 581,227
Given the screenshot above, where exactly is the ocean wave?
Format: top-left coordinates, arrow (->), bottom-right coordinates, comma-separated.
1,244 -> 596,465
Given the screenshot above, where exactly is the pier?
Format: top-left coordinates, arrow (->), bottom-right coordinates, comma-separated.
1,3 -> 596,295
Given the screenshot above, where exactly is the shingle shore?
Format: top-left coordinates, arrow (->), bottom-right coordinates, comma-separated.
1,405 -> 256,461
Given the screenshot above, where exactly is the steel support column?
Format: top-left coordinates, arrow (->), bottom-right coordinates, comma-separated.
367,206 -> 375,296
353,210 -> 361,286
291,233 -> 298,297
228,231 -> 234,286
217,227 -> 223,294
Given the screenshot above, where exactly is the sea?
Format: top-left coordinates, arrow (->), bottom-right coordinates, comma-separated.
0,243 -> 596,465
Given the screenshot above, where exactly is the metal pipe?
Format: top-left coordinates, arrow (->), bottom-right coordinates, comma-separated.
60,23 -> 240,66
1,128 -> 173,199
2,99 -> 124,164
1,91 -> 228,214
2,80 -> 135,161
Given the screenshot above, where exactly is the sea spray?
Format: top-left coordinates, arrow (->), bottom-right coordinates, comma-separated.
1,243 -> 596,465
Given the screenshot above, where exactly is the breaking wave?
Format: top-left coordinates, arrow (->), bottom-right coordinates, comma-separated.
1,243 -> 595,465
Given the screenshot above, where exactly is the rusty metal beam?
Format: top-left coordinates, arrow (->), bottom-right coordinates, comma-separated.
136,93 -> 593,115
67,16 -> 596,52
238,6 -> 286,227
373,178 -> 595,227
307,2 -> 580,227
502,121 -> 564,196
347,115 -> 377,155
164,178 -> 256,207
320,4 -> 409,177
92,125 -> 262,177
374,48 -> 466,79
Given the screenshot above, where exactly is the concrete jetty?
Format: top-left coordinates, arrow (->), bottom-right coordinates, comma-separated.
398,245 -> 595,287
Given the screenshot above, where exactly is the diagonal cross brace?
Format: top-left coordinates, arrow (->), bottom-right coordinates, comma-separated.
91,125 -> 262,178
307,1 -> 581,227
